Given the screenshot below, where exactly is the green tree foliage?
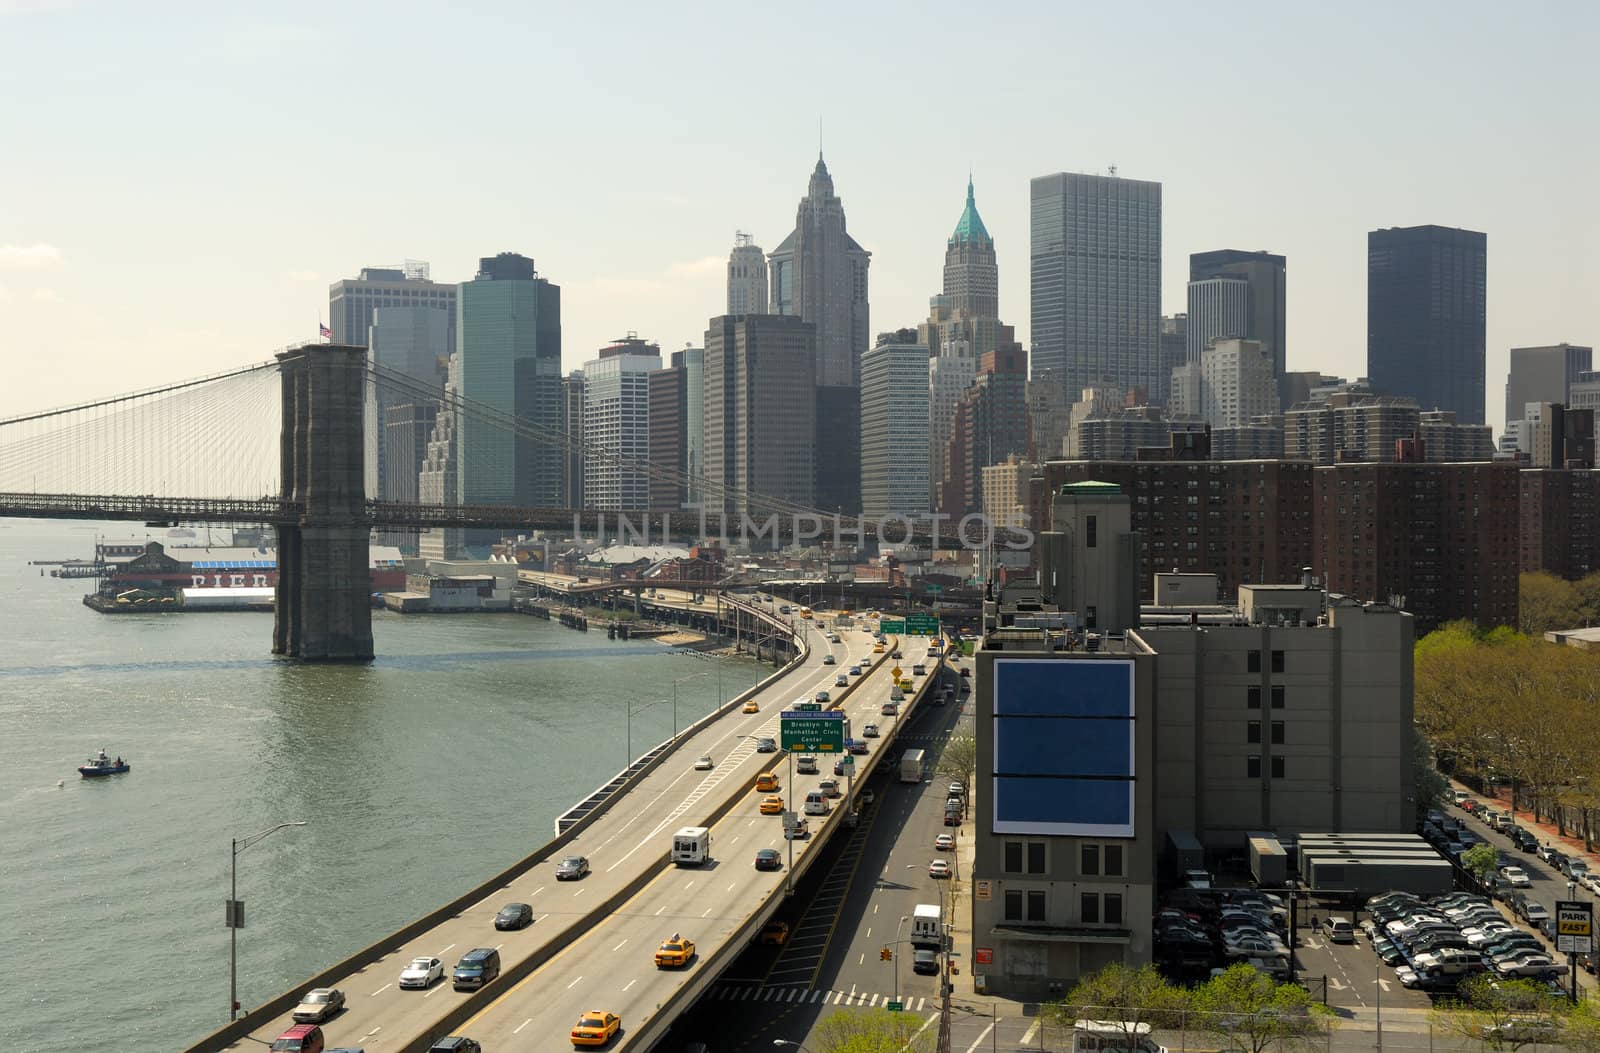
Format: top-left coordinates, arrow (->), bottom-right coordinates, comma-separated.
1411,728 -> 1451,815
1520,572 -> 1584,636
1189,963 -> 1334,1053
1462,842 -> 1499,883
1430,974 -> 1568,1050
812,1007 -> 934,1053
936,733 -> 977,797
1044,962 -> 1189,1039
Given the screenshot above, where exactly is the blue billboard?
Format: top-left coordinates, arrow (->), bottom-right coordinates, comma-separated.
991,657 -> 1136,837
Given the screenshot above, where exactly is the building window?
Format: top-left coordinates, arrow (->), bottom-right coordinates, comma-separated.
1104,844 -> 1124,877
1271,649 -> 1285,672
1027,889 -> 1047,922
1086,514 -> 1097,548
1248,755 -> 1262,778
1272,756 -> 1286,779
1027,842 -> 1046,874
1247,686 -> 1261,709
1247,720 -> 1261,744
1004,842 -> 1022,873
1247,649 -> 1261,672
1271,685 -> 1285,709
1081,843 -> 1100,876
1080,892 -> 1100,924
1004,889 -> 1024,921
1271,721 -> 1285,744
1105,893 -> 1124,926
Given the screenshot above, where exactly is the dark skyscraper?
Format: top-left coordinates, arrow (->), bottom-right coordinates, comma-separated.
1367,225 -> 1487,425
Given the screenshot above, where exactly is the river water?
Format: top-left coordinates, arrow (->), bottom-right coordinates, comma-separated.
0,519 -> 767,1052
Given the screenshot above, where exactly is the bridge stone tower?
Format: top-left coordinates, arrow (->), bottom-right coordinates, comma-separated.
275,343 -> 375,661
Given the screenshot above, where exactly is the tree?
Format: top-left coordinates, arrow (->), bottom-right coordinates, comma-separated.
1520,572 -> 1583,636
1043,962 -> 1189,1044
1431,974 -> 1568,1051
1189,963 -> 1334,1053
936,733 -> 977,798
812,1007 -> 934,1052
1462,842 -> 1499,884
1411,728 -> 1451,815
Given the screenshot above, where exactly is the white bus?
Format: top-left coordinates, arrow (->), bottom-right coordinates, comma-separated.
1072,1021 -> 1168,1053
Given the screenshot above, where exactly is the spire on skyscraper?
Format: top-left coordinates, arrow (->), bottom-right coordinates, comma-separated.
949,177 -> 992,247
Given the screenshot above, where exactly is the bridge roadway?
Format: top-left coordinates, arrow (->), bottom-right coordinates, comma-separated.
220,597 -> 922,1052
449,624 -> 938,1052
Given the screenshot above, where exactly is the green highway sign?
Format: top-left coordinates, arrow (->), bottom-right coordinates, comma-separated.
906,615 -> 939,634
886,1000 -> 904,1012
781,710 -> 847,753
879,619 -> 905,632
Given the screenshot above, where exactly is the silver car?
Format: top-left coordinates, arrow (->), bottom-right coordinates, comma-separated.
292,987 -> 345,1023
554,855 -> 590,880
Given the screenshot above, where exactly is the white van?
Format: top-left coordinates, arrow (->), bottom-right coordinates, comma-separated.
1323,917 -> 1355,943
804,790 -> 829,816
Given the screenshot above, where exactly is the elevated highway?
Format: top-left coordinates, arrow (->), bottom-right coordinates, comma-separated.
201,594 -> 942,1052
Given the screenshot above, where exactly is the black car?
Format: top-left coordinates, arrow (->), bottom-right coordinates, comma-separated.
494,902 -> 533,930
554,855 -> 590,880
1514,829 -> 1539,852
755,848 -> 782,871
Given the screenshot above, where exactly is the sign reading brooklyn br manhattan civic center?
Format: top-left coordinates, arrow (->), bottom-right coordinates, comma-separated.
780,709 -> 847,753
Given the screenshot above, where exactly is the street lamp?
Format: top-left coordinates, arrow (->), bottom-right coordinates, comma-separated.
228,821 -> 307,1021
625,697 -> 672,768
672,671 -> 708,738
892,914 -> 909,1004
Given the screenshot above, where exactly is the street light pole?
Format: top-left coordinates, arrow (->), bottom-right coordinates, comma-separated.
894,914 -> 908,1004
229,821 -> 306,1021
672,671 -> 707,739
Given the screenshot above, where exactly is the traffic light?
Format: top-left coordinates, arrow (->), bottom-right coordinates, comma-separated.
880,947 -> 893,961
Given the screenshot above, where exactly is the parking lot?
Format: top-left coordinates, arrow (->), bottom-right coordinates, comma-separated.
1294,917 -> 1436,1011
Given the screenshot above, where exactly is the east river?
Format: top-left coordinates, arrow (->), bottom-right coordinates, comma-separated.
0,518 -> 767,1051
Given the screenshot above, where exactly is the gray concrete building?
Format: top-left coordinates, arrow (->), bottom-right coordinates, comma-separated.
329,260 -> 456,356
769,155 -> 870,514
1185,276 -> 1250,365
1036,480 -> 1141,633
859,331 -> 930,518
703,314 -> 817,522
582,335 -> 661,511
1031,171 -> 1162,402
727,233 -> 768,317
1503,344 -> 1592,445
1190,250 -> 1288,402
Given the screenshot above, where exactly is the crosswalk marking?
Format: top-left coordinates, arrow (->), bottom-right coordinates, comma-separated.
709,983 -> 930,1011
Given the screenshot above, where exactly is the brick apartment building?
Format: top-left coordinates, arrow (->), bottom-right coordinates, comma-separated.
1030,457 -> 1520,631
1312,462 -> 1519,632
1032,460 -> 1315,604
1520,469 -> 1600,580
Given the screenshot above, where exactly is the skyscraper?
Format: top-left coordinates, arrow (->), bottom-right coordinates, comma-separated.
582,335 -> 661,511
1189,249 -> 1287,398
1503,344 -> 1593,441
1368,225 -> 1487,425
944,178 -> 998,321
1030,171 -> 1162,401
365,305 -> 448,506
1185,277 -> 1251,364
726,233 -> 768,316
937,346 -> 1030,519
561,371 -> 586,509
329,261 -> 456,354
703,314 -> 817,521
453,252 -> 563,524
649,348 -> 705,510
768,154 -> 870,513
860,330 -> 931,519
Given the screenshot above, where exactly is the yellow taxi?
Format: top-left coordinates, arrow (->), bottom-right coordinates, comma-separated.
759,794 -> 784,815
742,699 -> 760,714
873,643 -> 886,654
654,933 -> 696,968
899,678 -> 914,691
755,772 -> 779,792
571,1009 -> 621,1047
759,919 -> 790,945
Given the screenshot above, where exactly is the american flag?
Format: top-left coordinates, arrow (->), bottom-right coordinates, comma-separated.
319,322 -> 332,339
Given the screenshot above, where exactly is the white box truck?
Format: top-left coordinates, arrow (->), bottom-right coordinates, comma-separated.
672,826 -> 711,866
900,748 -> 925,783
911,903 -> 942,947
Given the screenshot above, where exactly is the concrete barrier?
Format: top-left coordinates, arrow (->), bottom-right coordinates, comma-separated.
184,601 -> 807,1053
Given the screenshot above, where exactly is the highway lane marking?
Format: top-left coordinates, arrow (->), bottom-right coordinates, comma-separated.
361,1027 -> 381,1040
441,942 -> 455,953
727,883 -> 738,891
495,943 -> 504,950
612,938 -> 629,951
656,905 -> 666,915
529,885 -> 545,896
623,978 -> 638,991
513,1019 -> 531,1035
703,907 -> 713,916
567,975 -> 584,989
574,888 -> 585,897
424,984 -> 444,998
857,953 -> 864,965
684,880 -> 695,889
369,983 -> 390,996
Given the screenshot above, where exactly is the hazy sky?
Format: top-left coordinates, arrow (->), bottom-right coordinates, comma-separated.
2,1 -> 1595,432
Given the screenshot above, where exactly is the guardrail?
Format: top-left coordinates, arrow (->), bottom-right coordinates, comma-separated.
183,597 -> 807,1053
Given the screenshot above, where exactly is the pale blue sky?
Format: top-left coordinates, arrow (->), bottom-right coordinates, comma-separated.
2,0 -> 1595,432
